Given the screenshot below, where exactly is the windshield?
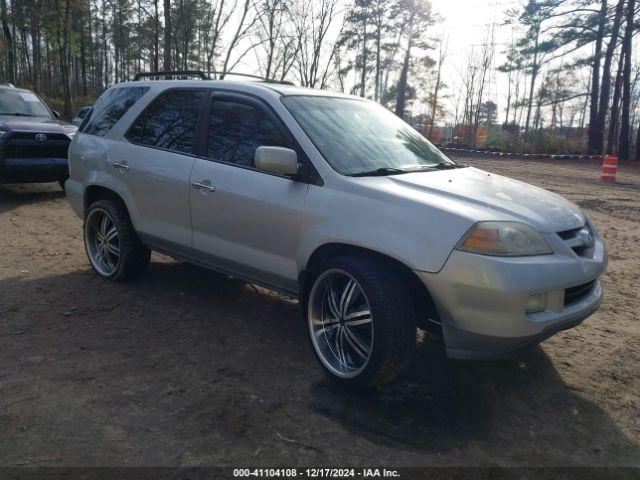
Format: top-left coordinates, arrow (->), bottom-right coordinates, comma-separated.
282,96 -> 455,176
0,89 -> 51,117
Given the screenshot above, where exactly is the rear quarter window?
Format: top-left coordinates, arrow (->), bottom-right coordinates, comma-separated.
81,86 -> 149,137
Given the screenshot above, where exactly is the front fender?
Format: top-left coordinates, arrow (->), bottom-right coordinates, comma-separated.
296,185 -> 473,274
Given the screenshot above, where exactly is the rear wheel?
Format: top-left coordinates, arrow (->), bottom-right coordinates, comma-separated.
306,255 -> 417,389
84,199 -> 150,281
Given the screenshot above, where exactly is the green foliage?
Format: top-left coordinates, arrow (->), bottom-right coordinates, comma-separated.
479,101 -> 498,125
484,124 -> 586,154
41,94 -> 98,121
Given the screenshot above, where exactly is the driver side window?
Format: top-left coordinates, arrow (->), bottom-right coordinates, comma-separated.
206,100 -> 288,168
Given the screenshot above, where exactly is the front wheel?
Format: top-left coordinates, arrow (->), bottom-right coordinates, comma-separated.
306,255 -> 417,389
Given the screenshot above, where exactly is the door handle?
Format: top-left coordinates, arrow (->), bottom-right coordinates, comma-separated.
112,161 -> 130,171
191,181 -> 216,192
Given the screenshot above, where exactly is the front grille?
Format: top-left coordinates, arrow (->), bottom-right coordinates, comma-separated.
4,144 -> 69,159
9,132 -> 70,142
564,280 -> 596,306
557,224 -> 595,257
3,132 -> 70,160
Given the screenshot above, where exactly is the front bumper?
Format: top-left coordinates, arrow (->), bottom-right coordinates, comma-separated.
0,157 -> 69,183
416,233 -> 607,360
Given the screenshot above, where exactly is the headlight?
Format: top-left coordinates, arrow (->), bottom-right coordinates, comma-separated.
457,221 -> 552,256
0,130 -> 7,138
65,130 -> 77,139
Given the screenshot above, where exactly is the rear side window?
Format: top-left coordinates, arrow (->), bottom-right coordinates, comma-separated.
126,89 -> 206,154
207,100 -> 288,167
82,87 -> 149,137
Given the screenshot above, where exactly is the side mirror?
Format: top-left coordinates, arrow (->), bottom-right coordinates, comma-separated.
52,110 -> 61,119
255,146 -> 299,177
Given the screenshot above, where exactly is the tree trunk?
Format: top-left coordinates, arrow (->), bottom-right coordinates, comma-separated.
504,70 -> 512,126
587,0 -> 608,153
80,0 -> 88,96
524,25 -> 540,134
374,2 -> 382,101
1,0 -> 15,84
56,0 -> 73,119
607,49 -> 625,154
30,1 -> 41,92
593,0 -> 625,154
153,0 -> 159,72
618,0 -> 634,159
360,15 -> 368,98
163,0 -> 171,71
428,56 -> 443,139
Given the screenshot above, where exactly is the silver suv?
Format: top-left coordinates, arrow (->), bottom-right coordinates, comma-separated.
66,72 -> 607,388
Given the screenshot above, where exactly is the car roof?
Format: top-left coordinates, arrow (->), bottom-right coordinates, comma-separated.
113,79 -> 362,100
0,85 -> 32,93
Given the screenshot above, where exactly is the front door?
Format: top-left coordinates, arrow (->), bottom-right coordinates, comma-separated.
189,94 -> 309,293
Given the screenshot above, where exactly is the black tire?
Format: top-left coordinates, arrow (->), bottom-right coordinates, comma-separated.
58,179 -> 67,192
305,254 -> 417,389
84,198 -> 150,281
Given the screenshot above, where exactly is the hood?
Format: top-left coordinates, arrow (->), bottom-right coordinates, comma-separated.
377,167 -> 585,233
0,115 -> 77,134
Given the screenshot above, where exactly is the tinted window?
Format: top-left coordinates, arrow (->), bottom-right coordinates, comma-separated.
82,87 -> 149,137
207,100 -> 288,167
0,89 -> 51,117
126,89 -> 205,154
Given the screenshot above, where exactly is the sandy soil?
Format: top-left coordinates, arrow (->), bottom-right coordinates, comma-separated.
1,156 -> 639,468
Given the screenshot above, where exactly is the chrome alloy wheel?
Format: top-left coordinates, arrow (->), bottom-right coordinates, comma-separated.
308,269 -> 374,378
84,208 -> 121,277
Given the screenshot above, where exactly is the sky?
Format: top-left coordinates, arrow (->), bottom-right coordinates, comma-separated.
425,0 -> 514,120
236,0 -> 516,121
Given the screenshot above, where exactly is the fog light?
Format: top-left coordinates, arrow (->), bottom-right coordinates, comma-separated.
525,293 -> 547,314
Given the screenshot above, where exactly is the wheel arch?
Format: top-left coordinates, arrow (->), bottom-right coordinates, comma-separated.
85,184 -> 129,215
299,242 -> 442,335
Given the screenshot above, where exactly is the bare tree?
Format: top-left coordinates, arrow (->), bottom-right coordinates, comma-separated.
221,0 -> 258,76
292,0 -> 338,87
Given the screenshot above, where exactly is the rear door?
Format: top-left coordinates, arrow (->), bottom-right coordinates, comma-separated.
189,93 -> 309,293
114,88 -> 207,255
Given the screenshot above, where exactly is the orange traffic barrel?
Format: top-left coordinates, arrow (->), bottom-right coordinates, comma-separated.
600,155 -> 618,182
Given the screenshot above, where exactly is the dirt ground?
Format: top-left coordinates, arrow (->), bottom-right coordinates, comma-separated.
1,156 -> 639,468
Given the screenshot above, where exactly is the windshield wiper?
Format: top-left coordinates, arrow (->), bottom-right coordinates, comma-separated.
349,167 -> 410,177
433,162 -> 467,170
349,163 -> 467,177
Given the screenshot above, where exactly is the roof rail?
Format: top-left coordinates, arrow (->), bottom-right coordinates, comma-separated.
207,71 -> 294,86
133,70 -> 209,81
133,70 -> 295,86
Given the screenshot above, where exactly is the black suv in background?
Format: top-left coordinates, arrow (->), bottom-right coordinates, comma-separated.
0,84 -> 77,189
